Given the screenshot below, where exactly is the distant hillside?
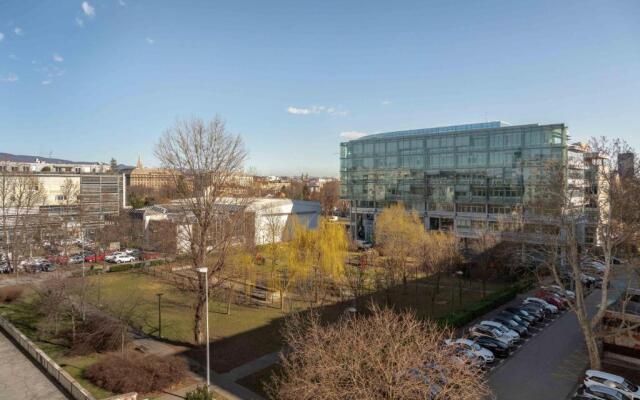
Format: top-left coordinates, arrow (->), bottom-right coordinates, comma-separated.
0,152 -> 100,165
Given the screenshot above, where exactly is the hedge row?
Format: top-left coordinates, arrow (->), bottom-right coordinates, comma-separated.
107,258 -> 166,273
70,258 -> 167,276
437,281 -> 532,328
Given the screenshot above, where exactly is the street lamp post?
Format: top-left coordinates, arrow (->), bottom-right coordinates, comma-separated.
196,267 -> 210,388
156,293 -> 164,338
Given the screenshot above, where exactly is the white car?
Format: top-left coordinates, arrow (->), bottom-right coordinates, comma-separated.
105,252 -> 127,262
584,370 -> 640,399
480,321 -> 520,342
523,297 -> 558,314
113,254 -> 136,264
546,285 -> 576,299
469,324 -> 514,348
445,338 -> 494,364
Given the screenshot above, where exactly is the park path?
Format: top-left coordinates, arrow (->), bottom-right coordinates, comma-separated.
0,328 -> 69,400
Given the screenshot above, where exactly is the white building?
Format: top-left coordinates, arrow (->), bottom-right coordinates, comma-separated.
138,197 -> 321,252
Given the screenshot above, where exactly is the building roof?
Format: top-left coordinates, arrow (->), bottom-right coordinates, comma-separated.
350,121 -> 511,141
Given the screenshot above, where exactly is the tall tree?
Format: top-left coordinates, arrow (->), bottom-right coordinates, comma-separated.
539,138 -> 640,369
0,170 -> 46,278
154,116 -> 248,344
319,180 -> 340,216
374,204 -> 424,292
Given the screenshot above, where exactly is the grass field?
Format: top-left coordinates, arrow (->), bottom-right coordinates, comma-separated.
0,298 -> 115,399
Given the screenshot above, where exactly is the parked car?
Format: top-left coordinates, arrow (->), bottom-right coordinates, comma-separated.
583,370 -> 640,399
506,306 -> 543,323
545,285 -> 576,300
68,254 -> 84,264
105,252 -> 127,262
523,297 -> 558,314
473,336 -> 510,358
85,253 -> 106,263
0,262 -> 12,274
113,254 -> 136,264
498,310 -> 531,328
480,321 -> 521,342
469,324 -> 514,348
445,338 -> 495,364
504,307 -> 539,324
521,302 -> 550,319
535,291 -> 567,309
492,316 -> 528,337
577,384 -> 632,400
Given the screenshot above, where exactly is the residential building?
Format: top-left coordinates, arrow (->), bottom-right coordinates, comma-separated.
340,121 -> 598,245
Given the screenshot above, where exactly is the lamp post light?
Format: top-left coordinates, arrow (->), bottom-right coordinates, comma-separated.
156,293 -> 164,338
455,270 -> 464,305
196,267 -> 210,388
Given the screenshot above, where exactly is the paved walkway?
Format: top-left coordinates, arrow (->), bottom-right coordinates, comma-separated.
0,329 -> 69,400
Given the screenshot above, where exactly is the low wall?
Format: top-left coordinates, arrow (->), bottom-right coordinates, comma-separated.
0,314 -> 95,400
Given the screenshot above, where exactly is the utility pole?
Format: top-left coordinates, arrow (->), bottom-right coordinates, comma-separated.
157,293 -> 164,338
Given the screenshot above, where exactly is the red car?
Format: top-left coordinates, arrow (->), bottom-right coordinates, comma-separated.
534,291 -> 566,309
85,253 -> 106,263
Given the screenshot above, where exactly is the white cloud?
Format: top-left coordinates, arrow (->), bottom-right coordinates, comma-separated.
0,32 -> 4,42
145,37 -> 155,45
1,73 -> 18,83
76,17 -> 85,27
382,100 -> 391,105
118,0 -> 126,5
14,27 -> 24,36
53,53 -> 64,63
340,131 -> 367,140
287,106 -> 312,115
9,54 -> 18,60
287,105 -> 348,116
81,1 -> 95,17
41,80 -> 52,85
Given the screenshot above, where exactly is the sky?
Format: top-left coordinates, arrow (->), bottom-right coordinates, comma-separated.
0,0 -> 639,177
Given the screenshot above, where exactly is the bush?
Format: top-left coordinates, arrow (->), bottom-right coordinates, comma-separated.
84,351 -> 188,394
437,284 -> 521,328
0,287 -> 23,303
185,385 -> 214,400
65,313 -> 131,356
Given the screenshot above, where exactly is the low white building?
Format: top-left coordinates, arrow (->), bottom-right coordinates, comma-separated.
137,197 -> 321,252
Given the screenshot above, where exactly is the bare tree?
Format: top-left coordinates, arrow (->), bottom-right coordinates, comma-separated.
268,305 -> 491,400
154,116 -> 248,344
0,170 -> 46,278
538,138 -> 640,369
319,180 -> 340,217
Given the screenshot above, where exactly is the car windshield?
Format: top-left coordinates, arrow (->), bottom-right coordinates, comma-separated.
620,379 -> 638,392
471,343 -> 481,351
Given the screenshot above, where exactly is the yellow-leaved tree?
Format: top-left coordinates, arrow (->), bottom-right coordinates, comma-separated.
284,218 -> 348,307
374,204 -> 424,295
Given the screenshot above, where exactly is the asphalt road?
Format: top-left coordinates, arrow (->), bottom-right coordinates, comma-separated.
0,329 -> 69,400
488,293 -> 596,400
487,267 -> 632,400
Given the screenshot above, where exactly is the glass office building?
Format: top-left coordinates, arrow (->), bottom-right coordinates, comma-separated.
340,121 -> 587,244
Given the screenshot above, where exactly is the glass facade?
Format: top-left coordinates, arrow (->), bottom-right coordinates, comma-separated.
340,122 -> 572,242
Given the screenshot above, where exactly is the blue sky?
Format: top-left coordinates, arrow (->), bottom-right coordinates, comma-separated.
1,0 -> 639,176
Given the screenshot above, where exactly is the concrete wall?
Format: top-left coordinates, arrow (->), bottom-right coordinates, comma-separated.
0,314 -> 95,400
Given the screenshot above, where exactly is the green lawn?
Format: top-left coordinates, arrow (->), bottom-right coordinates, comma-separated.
0,299 -> 115,399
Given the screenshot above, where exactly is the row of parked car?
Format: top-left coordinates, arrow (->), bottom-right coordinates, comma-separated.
576,369 -> 640,399
445,285 -> 574,368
